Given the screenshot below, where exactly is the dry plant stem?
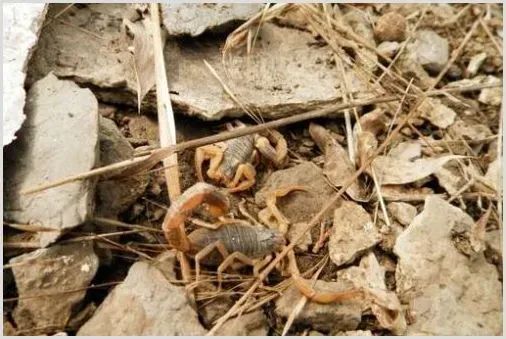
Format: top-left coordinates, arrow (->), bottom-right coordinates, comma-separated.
150,3 -> 181,201
479,17 -> 503,56
22,82 -> 502,196
207,17 -> 482,335
42,3 -> 74,28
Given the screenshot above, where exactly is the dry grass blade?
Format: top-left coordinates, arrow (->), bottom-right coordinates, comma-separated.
207,15 -> 483,334
4,222 -> 59,233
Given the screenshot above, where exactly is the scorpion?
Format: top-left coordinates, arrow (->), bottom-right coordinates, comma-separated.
194,120 -> 288,192
162,182 -> 364,304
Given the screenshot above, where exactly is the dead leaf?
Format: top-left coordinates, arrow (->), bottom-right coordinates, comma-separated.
123,5 -> 166,113
309,123 -> 368,201
470,206 -> 492,253
379,185 -> 435,201
354,108 -> 388,167
370,155 -> 465,185
388,141 -> 422,161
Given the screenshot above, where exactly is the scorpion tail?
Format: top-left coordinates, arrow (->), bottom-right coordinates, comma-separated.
162,183 -> 229,252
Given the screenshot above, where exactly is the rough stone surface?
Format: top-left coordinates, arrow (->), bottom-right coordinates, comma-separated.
96,117 -> 149,217
162,4 -> 263,37
289,222 -> 313,253
374,12 -> 406,42
465,52 -> 487,78
77,252 -> 206,336
3,73 -> 99,247
418,98 -> 456,129
377,41 -> 400,58
3,4 -> 48,146
27,4 -> 371,121
407,30 -> 449,74
275,279 -> 362,332
387,202 -> 417,227
394,196 -> 502,335
255,162 -> 336,224
10,242 -> 99,334
329,201 -> 382,266
478,75 -> 503,106
449,119 -> 493,142
215,311 -> 269,336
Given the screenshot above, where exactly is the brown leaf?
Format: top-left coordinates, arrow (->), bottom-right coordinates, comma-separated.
370,155 -> 465,185
309,123 -> 368,201
123,5 -> 166,113
470,206 -> 492,253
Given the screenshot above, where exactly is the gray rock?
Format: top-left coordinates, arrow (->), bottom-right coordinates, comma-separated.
27,4 -> 370,120
465,52 -> 487,78
387,202 -> 417,227
3,73 -> 99,247
417,98 -> 456,129
77,251 -> 206,335
215,310 -> 269,336
275,279 -> 362,332
329,201 -> 382,266
10,242 -> 99,334
162,4 -> 263,37
478,75 -> 502,106
407,30 -> 449,74
96,117 -> 149,217
289,222 -> 313,253
394,196 -> 502,335
3,4 -> 48,146
255,162 -> 336,224
377,41 -> 400,58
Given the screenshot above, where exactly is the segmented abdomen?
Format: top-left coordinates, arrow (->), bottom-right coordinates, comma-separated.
220,136 -> 255,178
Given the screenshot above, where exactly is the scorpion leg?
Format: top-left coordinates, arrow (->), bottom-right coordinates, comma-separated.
259,185 -> 310,235
194,144 -> 225,182
226,163 -> 256,193
216,252 -> 257,290
255,130 -> 288,168
193,240 -> 230,286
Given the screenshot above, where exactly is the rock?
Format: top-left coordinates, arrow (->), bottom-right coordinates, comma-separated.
288,222 -> 313,253
388,141 -> 421,161
374,12 -> 406,42
338,253 -> 406,334
161,4 -> 263,37
96,117 -> 149,217
27,4 -> 370,120
10,242 -> 99,334
407,30 -> 449,74
377,41 -> 400,58
394,196 -> 502,335
127,114 -> 160,146
465,52 -> 487,78
396,52 -> 434,90
215,311 -> 269,336
387,202 -> 417,227
417,98 -> 456,129
275,279 -> 362,332
328,201 -> 382,266
3,4 -> 48,146
199,294 -> 235,328
255,162 -> 336,224
3,73 -> 99,247
3,315 -> 16,335
478,75 -> 503,106
485,229 -> 502,268
77,251 -> 206,335
449,119 -> 492,142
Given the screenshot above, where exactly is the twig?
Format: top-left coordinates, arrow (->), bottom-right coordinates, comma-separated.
150,3 -> 181,202
479,17 -> 503,57
21,83 -> 502,196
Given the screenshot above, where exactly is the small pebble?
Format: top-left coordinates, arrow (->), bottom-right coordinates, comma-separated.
374,12 -> 406,42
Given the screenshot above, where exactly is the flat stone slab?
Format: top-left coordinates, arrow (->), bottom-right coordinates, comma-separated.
3,4 -> 48,146
27,4 -> 371,120
10,242 -> 99,334
162,3 -> 264,37
3,73 -> 99,247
